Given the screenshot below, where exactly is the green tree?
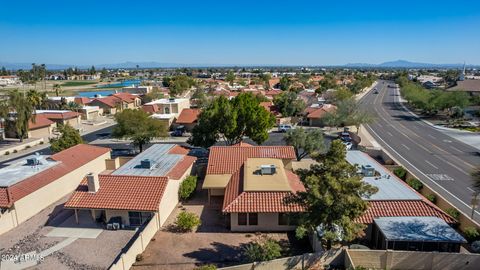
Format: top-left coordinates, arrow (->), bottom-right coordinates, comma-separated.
225,71 -> 236,85
284,128 -> 326,161
175,211 -> 201,232
179,176 -> 198,201
53,83 -> 62,97
50,124 -> 84,153
273,91 -> 305,117
188,93 -> 275,148
8,90 -> 35,141
279,76 -> 291,91
26,89 -> 43,109
289,140 -> 378,249
65,101 -> 82,112
112,109 -> 168,152
243,236 -> 282,262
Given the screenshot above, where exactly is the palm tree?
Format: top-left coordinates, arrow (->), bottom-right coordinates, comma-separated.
53,84 -> 62,97
9,90 -> 35,142
65,101 -> 82,112
471,167 -> 480,218
26,89 -> 43,109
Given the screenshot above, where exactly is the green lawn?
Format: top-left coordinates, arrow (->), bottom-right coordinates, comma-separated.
61,81 -> 98,87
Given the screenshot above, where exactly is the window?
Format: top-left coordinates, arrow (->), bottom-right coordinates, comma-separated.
238,213 -> 247,225
248,213 -> 258,225
278,213 -> 289,225
278,213 -> 297,226
164,107 -> 170,114
128,211 -> 153,226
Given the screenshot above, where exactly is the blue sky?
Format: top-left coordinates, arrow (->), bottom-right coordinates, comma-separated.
1,0 -> 479,66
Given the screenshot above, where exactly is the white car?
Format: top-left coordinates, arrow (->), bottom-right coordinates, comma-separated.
278,124 -> 293,133
342,141 -> 353,150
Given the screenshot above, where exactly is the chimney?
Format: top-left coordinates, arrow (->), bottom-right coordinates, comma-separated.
86,173 -> 100,193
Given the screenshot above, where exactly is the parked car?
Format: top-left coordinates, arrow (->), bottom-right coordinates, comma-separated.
373,88 -> 379,94
278,124 -> 293,133
340,132 -> 352,142
343,141 -> 353,150
171,125 -> 186,137
188,147 -> 209,158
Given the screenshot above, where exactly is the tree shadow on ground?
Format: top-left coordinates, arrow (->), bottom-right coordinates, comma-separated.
183,241 -> 249,267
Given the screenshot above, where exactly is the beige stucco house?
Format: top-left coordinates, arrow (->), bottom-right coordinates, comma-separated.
0,144 -> 111,235
65,144 -> 196,227
203,143 -> 305,232
142,98 -> 190,117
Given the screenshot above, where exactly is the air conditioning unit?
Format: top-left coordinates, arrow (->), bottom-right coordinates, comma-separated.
260,165 -> 276,175
361,165 -> 375,177
26,157 -> 40,166
140,159 -> 153,169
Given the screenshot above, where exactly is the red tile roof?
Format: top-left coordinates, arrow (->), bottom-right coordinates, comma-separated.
166,155 -> 197,180
112,92 -> 138,103
28,114 -> 54,130
91,96 -> 120,108
306,104 -> 336,119
356,200 -> 456,224
142,104 -> 159,114
168,145 -> 190,155
74,97 -> 92,105
222,166 -> 305,213
207,146 -> 296,175
176,108 -> 200,124
65,175 -> 168,211
39,111 -> 80,120
0,144 -> 111,208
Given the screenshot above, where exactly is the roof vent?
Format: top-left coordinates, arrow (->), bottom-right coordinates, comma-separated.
361,165 -> 375,177
140,159 -> 154,169
168,97 -> 175,102
260,165 -> 276,175
26,157 -> 41,166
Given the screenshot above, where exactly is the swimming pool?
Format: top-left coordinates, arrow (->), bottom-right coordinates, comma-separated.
96,79 -> 142,88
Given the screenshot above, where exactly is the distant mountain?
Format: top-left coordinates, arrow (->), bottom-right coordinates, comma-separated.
1,59 -> 478,70
345,60 -> 474,68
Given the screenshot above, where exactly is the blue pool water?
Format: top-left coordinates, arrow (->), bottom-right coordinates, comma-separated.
78,90 -> 117,98
96,79 -> 142,88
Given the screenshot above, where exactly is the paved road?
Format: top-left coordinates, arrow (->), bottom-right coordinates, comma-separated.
360,80 -> 480,222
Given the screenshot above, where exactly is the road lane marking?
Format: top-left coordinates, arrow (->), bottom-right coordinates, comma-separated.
365,124 -> 480,218
401,144 -> 410,150
468,187 -> 475,193
386,131 -> 393,136
450,146 -> 463,153
426,174 -> 453,181
377,123 -> 383,128
428,134 -> 436,139
425,160 -> 439,169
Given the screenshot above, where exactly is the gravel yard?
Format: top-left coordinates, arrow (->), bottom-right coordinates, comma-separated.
0,195 -> 136,270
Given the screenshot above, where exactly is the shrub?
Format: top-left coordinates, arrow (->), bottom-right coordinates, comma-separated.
175,211 -> 201,232
25,145 -> 31,149
393,167 -> 407,180
406,178 -> 423,191
4,151 -> 9,155
136,254 -> 144,262
384,159 -> 395,166
243,237 -> 282,262
425,194 -> 436,203
445,208 -> 460,220
13,149 -> 18,153
194,264 -> 217,270
39,141 -> 44,145
179,176 -> 198,201
463,227 -> 480,242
